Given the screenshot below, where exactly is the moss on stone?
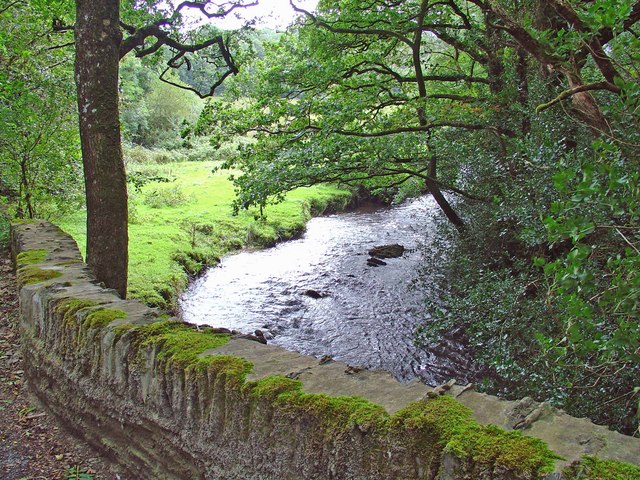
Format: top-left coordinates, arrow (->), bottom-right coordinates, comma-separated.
82,309 -> 127,330
250,377 -> 561,476
11,219 -> 37,225
113,324 -> 136,341
445,424 -> 560,476
16,249 -> 47,265
54,260 -> 81,267
391,395 -> 475,440
17,266 -> 62,286
249,376 -> 302,401
563,456 -> 640,480
248,375 -> 389,434
200,355 -> 253,386
55,298 -> 99,328
282,391 -> 389,433
390,396 -> 559,477
126,320 -> 232,369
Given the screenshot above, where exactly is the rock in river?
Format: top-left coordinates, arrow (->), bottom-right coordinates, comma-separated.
368,244 -> 405,259
303,289 -> 324,299
367,257 -> 387,267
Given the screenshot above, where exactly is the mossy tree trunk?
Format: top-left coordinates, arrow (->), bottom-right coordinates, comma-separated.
75,0 -> 128,298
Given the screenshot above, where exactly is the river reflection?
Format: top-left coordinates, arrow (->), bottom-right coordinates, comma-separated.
179,196 -> 471,384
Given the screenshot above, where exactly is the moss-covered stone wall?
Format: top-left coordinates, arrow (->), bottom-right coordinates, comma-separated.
10,221 -> 640,479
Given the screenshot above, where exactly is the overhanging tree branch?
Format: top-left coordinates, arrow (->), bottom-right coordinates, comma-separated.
289,0 -> 414,47
119,1 -> 258,98
172,0 -> 257,20
536,81 -> 622,113
159,42 -> 237,98
253,121 -> 504,137
0,0 -> 21,16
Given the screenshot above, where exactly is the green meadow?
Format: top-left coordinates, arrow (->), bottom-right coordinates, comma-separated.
56,161 -> 351,309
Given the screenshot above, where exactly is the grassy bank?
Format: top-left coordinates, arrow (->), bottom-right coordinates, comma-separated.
56,161 -> 352,309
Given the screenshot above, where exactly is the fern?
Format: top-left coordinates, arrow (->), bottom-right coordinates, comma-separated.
66,466 -> 95,480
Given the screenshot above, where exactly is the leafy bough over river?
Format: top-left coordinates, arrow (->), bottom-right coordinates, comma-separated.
179,196 -> 473,385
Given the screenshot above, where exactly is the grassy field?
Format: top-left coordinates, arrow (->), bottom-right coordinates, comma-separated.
56,161 -> 352,309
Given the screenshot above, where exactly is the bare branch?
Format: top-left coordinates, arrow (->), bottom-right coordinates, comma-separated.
333,123 -> 486,137
119,15 -> 240,98
289,0 -> 414,47
341,61 -> 490,84
253,121 -> 508,137
0,0 -> 22,16
46,41 -> 75,51
52,17 -> 74,32
172,0 -> 258,20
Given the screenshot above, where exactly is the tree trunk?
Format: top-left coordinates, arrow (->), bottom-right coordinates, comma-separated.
517,48 -> 531,135
425,176 -> 465,231
412,1 -> 464,230
75,0 -> 128,298
19,157 -> 34,219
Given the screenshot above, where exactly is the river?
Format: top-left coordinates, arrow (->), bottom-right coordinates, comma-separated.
179,196 -> 472,385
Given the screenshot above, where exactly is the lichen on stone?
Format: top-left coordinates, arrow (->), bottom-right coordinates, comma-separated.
563,456 -> 640,480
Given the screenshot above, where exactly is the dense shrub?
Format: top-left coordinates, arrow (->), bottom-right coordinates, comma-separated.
143,184 -> 192,208
419,133 -> 640,435
124,145 -> 187,165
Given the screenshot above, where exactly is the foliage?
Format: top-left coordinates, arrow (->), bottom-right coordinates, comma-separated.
0,1 -> 83,231
143,183 -> 192,208
418,32 -> 640,437
421,127 -> 640,434
534,139 -> 640,433
120,58 -> 204,148
4,0 -> 639,439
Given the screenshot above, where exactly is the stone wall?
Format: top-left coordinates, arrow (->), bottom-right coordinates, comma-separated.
11,221 -> 640,480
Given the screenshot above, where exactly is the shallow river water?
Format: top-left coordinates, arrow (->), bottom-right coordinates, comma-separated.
180,196 -> 472,385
